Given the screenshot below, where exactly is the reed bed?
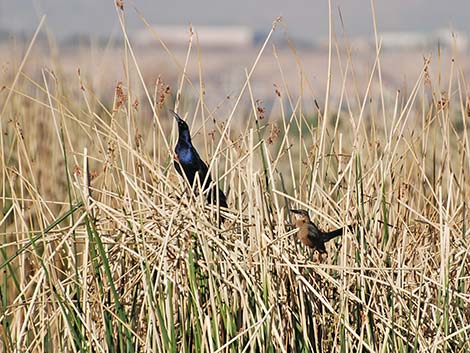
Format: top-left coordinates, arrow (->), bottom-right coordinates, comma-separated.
0,7 -> 469,353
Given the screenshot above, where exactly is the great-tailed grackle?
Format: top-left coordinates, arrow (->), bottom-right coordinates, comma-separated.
172,111 -> 228,209
291,209 -> 349,254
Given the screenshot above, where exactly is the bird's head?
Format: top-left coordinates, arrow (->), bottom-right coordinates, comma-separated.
170,110 -> 191,140
291,209 -> 310,224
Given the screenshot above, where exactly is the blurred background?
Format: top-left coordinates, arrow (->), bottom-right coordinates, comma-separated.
1,0 -> 469,114
2,0 -> 470,40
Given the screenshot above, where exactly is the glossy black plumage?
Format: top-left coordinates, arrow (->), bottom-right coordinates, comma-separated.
172,111 -> 228,208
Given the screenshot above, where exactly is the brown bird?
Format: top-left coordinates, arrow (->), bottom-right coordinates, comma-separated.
291,209 -> 350,254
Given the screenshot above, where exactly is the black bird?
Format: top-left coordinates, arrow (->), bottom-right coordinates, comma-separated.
172,111 -> 228,209
291,209 -> 351,254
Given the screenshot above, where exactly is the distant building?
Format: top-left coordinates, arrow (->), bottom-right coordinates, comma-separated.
341,28 -> 469,52
433,28 -> 468,51
378,28 -> 468,51
380,31 -> 431,50
133,25 -> 254,48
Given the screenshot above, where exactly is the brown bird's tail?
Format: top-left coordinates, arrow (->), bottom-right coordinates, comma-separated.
322,224 -> 355,242
322,227 -> 344,242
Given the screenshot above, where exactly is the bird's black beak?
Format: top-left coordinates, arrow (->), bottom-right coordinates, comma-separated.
170,110 -> 184,124
291,209 -> 302,214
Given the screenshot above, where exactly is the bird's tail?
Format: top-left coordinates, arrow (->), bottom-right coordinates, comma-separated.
206,186 -> 228,209
323,224 -> 355,242
205,187 -> 228,224
323,228 -> 344,242
216,187 -> 228,209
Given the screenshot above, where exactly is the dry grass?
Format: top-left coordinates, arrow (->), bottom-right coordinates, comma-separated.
0,6 -> 470,353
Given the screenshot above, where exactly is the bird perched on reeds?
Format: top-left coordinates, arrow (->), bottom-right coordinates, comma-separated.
291,209 -> 350,254
171,110 -> 228,209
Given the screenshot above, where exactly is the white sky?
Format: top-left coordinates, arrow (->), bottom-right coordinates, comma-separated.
0,0 -> 469,40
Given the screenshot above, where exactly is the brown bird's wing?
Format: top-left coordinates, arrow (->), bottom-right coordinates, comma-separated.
304,223 -> 326,251
307,223 -> 321,240
307,223 -> 342,254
